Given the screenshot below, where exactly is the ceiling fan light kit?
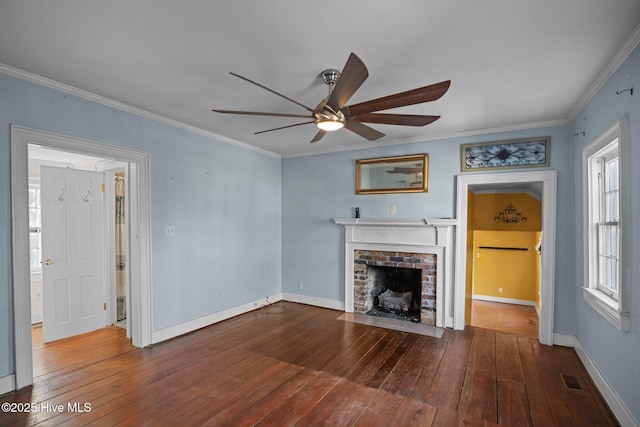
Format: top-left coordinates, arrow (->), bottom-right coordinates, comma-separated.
211,53 -> 450,143
316,118 -> 345,131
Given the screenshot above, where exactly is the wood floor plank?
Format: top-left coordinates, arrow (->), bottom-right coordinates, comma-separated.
544,345 -> 619,427
351,331 -> 407,387
114,352 -> 285,426
321,327 -> 387,377
220,369 -> 319,426
366,332 -> 417,389
458,328 -> 497,422
293,378 -> 359,426
378,334 -> 429,394
254,372 -> 340,426
519,350 -> 558,427
299,320 -> 364,371
66,350 -> 265,426
405,332 -> 450,402
497,379 -> 533,426
424,327 -> 474,410
352,388 -> 403,426
0,302 -> 620,427
198,364 -> 306,426
388,397 -> 437,426
532,341 -> 580,426
323,385 -> 378,426
495,332 -> 525,383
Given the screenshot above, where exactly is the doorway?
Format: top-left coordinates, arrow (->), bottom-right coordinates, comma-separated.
11,125 -> 152,390
454,170 -> 557,345
28,147 -> 127,342
467,188 -> 542,338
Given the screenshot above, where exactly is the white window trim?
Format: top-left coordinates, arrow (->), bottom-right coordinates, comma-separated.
582,117 -> 629,331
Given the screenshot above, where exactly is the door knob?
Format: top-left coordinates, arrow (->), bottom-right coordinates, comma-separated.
44,259 -> 53,266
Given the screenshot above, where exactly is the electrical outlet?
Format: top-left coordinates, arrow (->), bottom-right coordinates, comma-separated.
165,225 -> 176,236
390,204 -> 397,214
298,282 -> 304,290
499,287 -> 503,293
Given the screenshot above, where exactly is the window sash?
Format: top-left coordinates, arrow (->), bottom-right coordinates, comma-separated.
597,222 -> 619,298
28,182 -> 42,273
601,155 -> 619,222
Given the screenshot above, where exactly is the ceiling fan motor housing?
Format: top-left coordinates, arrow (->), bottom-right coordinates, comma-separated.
321,69 -> 340,86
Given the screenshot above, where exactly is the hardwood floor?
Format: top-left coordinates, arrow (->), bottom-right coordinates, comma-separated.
1,302 -> 618,426
470,300 -> 539,338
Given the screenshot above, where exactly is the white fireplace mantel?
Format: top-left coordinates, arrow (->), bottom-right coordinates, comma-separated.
333,218 -> 457,328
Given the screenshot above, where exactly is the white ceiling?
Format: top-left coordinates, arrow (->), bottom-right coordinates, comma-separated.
1,1 -> 639,158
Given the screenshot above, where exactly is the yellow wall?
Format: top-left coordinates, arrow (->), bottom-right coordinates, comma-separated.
466,191 -> 542,322
535,231 -> 542,308
472,192 -> 541,231
472,230 -> 540,303
465,190 -> 475,324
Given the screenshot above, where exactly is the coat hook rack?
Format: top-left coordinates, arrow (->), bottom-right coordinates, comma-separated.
574,131 -> 585,136
616,87 -> 633,95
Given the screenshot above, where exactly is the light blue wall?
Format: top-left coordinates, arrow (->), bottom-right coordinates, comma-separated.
0,72 -> 282,378
571,44 -> 640,422
282,124 -> 575,336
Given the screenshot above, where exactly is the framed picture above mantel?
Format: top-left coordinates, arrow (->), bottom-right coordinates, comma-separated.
356,154 -> 428,194
462,137 -> 550,172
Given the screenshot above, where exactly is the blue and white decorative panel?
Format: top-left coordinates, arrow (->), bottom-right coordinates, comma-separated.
462,137 -> 550,171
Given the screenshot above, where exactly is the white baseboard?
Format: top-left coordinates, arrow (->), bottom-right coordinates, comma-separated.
574,338 -> 638,427
473,294 -> 537,306
151,293 -> 345,344
151,293 -> 284,344
552,333 -> 575,347
0,374 -> 16,396
281,293 -> 344,311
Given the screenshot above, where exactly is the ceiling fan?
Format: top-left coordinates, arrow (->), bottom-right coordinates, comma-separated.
212,52 -> 450,143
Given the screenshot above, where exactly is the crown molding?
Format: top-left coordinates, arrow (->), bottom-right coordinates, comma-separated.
0,63 -> 281,159
568,23 -> 640,121
284,119 -> 569,158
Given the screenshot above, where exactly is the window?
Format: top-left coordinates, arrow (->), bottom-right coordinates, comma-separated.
29,178 -> 42,273
582,118 -> 629,330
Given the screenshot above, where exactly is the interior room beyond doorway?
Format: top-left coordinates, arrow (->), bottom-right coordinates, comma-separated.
467,188 -> 542,337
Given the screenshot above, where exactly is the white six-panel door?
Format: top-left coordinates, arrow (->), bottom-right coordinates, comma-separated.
41,166 -> 106,343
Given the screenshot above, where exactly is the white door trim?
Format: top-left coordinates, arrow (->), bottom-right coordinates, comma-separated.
10,125 -> 152,389
454,170 -> 557,345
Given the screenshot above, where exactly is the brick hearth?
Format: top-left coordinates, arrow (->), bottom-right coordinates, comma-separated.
353,250 -> 437,325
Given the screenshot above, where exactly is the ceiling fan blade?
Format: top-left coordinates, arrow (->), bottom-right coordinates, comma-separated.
229,72 -> 314,112
352,113 -> 440,127
254,121 -> 315,135
325,53 -> 369,112
344,121 -> 385,141
310,129 -> 327,143
211,109 -> 313,119
345,80 -> 451,116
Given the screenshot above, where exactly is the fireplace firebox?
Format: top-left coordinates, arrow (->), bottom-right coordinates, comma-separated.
365,265 -> 422,323
353,250 -> 436,325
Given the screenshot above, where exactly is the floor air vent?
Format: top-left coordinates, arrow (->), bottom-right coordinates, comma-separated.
561,374 -> 584,391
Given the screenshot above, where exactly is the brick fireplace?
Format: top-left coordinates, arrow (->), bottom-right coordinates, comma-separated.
333,218 -> 456,328
354,249 -> 437,324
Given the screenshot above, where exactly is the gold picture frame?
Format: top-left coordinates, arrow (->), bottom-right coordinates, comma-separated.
356,154 -> 429,194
